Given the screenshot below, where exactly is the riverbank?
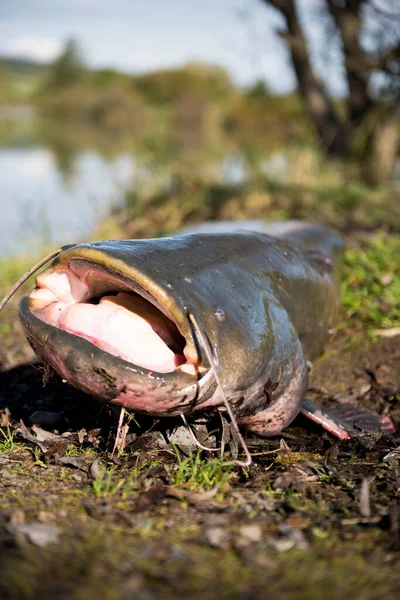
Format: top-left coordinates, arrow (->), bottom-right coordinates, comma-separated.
0,177 -> 399,598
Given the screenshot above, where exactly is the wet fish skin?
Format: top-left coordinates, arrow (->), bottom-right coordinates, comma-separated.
19,221 -> 344,436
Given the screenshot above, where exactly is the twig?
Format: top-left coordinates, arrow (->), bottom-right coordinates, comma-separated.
112,407 -> 127,456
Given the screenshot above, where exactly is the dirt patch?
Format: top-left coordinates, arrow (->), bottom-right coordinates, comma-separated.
0,312 -> 399,598
0,207 -> 399,598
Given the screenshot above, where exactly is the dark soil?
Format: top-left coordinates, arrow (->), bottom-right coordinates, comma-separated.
1,193 -> 400,600
0,299 -> 399,599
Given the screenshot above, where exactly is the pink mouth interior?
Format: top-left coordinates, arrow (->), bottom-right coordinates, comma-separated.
29,267 -> 196,374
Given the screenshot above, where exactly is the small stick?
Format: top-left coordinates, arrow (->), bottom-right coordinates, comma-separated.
249,448 -> 282,457
112,407 -> 126,456
0,248 -> 64,311
188,313 -> 252,468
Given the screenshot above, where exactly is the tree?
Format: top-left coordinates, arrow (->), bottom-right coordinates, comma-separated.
0,60 -> 11,102
260,0 -> 400,185
45,39 -> 85,90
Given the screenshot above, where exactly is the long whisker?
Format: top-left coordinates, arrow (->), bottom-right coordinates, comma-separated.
0,248 -> 65,312
188,313 -> 252,467
180,413 -> 220,452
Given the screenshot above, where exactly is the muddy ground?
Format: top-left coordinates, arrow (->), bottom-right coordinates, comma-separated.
0,208 -> 400,599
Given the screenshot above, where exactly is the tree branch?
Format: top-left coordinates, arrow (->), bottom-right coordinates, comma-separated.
263,0 -> 348,155
371,41 -> 400,74
326,0 -> 373,127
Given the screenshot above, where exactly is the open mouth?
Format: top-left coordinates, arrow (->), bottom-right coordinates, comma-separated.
28,258 -> 202,376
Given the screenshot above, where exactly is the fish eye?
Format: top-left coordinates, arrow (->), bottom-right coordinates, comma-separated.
214,308 -> 225,322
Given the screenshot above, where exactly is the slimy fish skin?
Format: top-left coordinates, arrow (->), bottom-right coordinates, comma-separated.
18,220 -> 347,438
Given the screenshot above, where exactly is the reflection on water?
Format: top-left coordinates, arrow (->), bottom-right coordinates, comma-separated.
0,145 -> 133,257
0,112 -> 288,258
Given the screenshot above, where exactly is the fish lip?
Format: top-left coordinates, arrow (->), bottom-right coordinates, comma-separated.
21,243 -> 204,383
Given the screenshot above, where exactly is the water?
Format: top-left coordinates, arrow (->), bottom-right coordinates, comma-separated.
0,112 -> 288,259
0,146 -> 133,258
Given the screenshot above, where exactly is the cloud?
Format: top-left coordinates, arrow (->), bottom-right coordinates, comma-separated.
6,36 -> 62,62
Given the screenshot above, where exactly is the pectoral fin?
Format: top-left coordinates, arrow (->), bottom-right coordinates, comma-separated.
301,399 -> 395,439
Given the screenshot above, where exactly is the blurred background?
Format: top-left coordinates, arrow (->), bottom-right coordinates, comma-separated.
0,6 -> 400,591
0,0 -> 399,258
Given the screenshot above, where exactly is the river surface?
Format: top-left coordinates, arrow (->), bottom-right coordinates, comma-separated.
0,112 -> 288,258
0,146 -> 134,257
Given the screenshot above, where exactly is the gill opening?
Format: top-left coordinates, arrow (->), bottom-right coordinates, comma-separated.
186,312 -> 252,467
0,246 -> 76,312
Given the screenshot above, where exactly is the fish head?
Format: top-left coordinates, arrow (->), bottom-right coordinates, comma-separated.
19,233 -> 305,429
19,239 -> 212,416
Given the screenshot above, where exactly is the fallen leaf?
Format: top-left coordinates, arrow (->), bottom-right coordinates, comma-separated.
89,459 -> 102,479
56,456 -> 90,472
31,425 -> 63,442
136,484 -> 165,511
18,421 -> 48,453
238,524 -> 262,543
204,526 -> 231,549
10,523 -> 59,547
0,408 -> 11,427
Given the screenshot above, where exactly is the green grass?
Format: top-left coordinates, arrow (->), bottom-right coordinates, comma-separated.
0,322 -> 11,335
0,426 -> 20,453
341,234 -> 400,331
91,465 -> 135,498
91,455 -> 153,498
65,443 -> 97,457
166,447 -> 235,494
0,255 -> 38,298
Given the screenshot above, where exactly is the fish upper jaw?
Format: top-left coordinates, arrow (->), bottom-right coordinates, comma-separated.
19,246 -> 213,414
26,251 -> 203,376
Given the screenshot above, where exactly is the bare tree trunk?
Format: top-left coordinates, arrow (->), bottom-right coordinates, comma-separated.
263,0 -> 349,156
363,105 -> 400,186
326,0 -> 372,127
262,0 -> 400,185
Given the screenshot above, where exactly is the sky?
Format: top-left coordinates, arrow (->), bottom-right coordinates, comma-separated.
0,0 -> 347,95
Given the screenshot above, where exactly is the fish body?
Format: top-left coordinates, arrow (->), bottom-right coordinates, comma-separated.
19,221 -> 344,436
